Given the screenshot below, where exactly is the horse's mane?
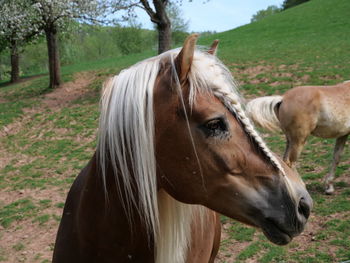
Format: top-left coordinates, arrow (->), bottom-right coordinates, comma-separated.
97,48 -> 289,262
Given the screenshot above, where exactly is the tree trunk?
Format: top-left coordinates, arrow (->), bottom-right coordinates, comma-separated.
157,23 -> 171,54
141,0 -> 172,54
10,41 -> 20,83
45,26 -> 61,89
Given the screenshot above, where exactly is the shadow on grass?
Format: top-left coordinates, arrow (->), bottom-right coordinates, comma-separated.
0,73 -> 47,89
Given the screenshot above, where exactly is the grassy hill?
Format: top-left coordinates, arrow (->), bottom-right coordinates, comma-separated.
203,0 -> 350,65
201,0 -> 350,95
0,0 -> 350,262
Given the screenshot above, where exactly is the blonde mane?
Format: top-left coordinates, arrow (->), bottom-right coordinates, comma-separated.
97,48 -> 288,263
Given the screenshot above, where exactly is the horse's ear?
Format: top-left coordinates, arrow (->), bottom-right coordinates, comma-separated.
175,34 -> 199,84
208,39 -> 219,55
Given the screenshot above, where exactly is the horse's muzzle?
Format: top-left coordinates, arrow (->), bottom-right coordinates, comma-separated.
260,187 -> 313,245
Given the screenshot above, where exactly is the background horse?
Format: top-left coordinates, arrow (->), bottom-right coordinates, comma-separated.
246,81 -> 350,194
53,35 -> 312,263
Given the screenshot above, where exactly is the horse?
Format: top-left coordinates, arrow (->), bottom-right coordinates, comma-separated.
52,35 -> 312,263
246,80 -> 350,194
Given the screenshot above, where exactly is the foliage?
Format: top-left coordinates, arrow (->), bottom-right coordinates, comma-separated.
0,0 -> 43,81
282,0 -> 310,10
0,0 -> 42,46
251,5 -> 281,23
115,23 -> 152,55
0,0 -> 109,84
33,0 -> 110,87
0,24 -> 156,79
167,3 -> 189,32
167,3 -> 190,45
199,30 -> 217,37
32,0 -> 106,29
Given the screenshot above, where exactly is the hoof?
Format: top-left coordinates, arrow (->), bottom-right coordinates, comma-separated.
325,184 -> 334,195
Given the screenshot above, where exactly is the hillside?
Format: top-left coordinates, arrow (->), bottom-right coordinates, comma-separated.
1,0 -> 350,262
203,0 -> 350,65
201,0 -> 350,95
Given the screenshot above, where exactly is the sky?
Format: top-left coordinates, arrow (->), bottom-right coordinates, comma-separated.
132,0 -> 284,33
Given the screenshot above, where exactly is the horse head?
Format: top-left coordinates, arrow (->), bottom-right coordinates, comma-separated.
153,34 -> 312,245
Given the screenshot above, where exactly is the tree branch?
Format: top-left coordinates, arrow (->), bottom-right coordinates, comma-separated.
139,0 -> 160,24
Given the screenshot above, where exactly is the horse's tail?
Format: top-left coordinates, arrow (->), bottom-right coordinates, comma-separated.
245,95 -> 283,132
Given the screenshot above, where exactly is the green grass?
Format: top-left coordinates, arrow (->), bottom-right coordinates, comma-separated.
259,245 -> 286,263
0,100 -> 31,128
0,246 -> 7,262
33,214 -> 50,225
236,242 -> 261,261
61,50 -> 155,75
55,202 -> 65,209
0,50 -> 155,130
228,221 -> 256,242
199,0 -> 350,98
12,242 -> 25,251
0,199 -> 37,228
201,0 -> 350,65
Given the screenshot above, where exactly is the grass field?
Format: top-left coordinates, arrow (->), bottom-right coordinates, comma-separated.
1,0 -> 350,262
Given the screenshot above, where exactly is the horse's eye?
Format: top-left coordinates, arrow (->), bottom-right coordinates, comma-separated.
201,118 -> 228,137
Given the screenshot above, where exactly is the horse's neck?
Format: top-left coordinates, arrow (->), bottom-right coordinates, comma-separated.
79,154 -> 154,262
84,154 -> 210,263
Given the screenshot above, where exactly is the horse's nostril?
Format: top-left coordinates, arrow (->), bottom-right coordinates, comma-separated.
298,197 -> 311,219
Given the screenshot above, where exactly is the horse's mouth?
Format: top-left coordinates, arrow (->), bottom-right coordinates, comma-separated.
261,219 -> 293,245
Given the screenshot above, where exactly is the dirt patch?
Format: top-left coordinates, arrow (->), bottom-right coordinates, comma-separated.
216,222 -> 257,262
1,217 -> 59,262
0,187 -> 66,207
0,72 -> 99,262
0,75 -> 45,89
288,214 -> 323,252
233,63 -> 320,91
0,113 -> 34,138
270,81 -> 291,87
1,72 -> 96,137
0,149 -> 38,171
249,78 -> 270,85
0,187 -> 66,263
319,74 -> 342,82
237,65 -> 274,78
43,71 -> 96,109
278,64 -> 303,71
272,72 -> 294,78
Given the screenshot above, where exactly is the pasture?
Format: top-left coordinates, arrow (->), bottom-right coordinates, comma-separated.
1,0 -> 350,262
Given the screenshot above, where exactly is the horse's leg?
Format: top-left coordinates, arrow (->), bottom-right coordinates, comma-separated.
283,132 -> 308,169
324,134 -> 348,194
283,137 -> 292,166
279,102 -> 317,169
